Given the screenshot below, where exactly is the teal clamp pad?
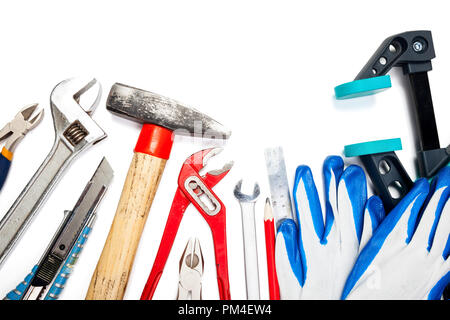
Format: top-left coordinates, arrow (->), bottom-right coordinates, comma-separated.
5,265 -> 38,300
335,75 -> 392,99
344,138 -> 402,158
45,226 -> 92,300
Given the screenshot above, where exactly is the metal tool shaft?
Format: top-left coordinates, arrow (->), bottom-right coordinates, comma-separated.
0,77 -> 106,267
0,140 -> 74,265
4,158 -> 113,300
234,180 -> 260,300
239,201 -> 260,299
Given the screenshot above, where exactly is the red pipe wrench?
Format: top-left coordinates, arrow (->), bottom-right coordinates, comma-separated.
141,148 -> 233,300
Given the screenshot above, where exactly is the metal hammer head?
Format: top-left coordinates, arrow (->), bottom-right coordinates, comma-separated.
106,83 -> 231,139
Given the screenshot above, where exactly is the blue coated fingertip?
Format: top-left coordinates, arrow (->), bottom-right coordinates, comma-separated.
294,165 -> 325,243
340,165 -> 368,242
434,166 -> 450,190
334,75 -> 392,100
323,156 -> 344,238
344,138 -> 403,158
323,156 -> 344,184
278,219 -> 304,286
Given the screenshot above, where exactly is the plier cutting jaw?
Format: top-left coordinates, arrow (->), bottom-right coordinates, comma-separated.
0,104 -> 44,191
141,148 -> 233,300
177,238 -> 204,300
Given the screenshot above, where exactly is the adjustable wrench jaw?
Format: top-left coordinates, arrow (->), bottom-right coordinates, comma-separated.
179,148 -> 233,189
50,77 -> 106,152
0,77 -> 107,267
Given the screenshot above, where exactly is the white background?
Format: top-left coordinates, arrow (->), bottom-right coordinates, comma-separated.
0,1 -> 449,300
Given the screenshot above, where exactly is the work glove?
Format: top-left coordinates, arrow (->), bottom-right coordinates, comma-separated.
342,166 -> 450,300
275,156 -> 385,299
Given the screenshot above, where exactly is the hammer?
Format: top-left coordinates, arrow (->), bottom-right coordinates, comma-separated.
86,83 -> 230,300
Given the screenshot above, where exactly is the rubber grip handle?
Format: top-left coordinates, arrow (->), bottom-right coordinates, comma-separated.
0,151 -> 12,192
4,265 -> 38,300
86,152 -> 167,300
45,225 -> 92,300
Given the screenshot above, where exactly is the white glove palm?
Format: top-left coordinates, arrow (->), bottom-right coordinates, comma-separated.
275,156 -> 385,299
342,166 -> 450,300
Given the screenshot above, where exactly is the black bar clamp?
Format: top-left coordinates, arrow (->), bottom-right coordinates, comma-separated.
354,30 -> 449,178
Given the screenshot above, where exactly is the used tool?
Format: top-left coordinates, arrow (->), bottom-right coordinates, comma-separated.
335,30 -> 449,178
0,104 -> 44,191
336,31 -> 450,296
0,77 -> 106,266
87,84 -> 230,300
4,158 -> 113,300
264,198 -> 279,300
141,148 -> 232,300
342,168 -> 450,300
234,179 -> 261,300
264,147 -> 295,230
344,138 -> 413,212
177,238 -> 204,300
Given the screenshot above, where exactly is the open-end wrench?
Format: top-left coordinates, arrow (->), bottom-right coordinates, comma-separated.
0,77 -> 106,266
234,180 -> 261,300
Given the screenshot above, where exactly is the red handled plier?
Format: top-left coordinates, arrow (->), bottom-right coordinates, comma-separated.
140,148 -> 233,300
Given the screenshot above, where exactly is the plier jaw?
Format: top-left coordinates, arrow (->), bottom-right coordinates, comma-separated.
177,238 -> 204,300
141,148 -> 233,300
0,103 -> 44,152
179,147 -> 233,191
0,104 -> 44,192
179,147 -> 232,219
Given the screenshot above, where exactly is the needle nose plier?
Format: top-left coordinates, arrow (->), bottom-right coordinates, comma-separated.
0,104 -> 44,191
141,148 -> 233,300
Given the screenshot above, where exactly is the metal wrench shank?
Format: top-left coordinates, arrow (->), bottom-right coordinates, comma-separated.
0,78 -> 106,266
239,201 -> 260,300
234,181 -> 261,300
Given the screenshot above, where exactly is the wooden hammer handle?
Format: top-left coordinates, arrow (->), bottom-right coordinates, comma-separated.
86,152 -> 166,300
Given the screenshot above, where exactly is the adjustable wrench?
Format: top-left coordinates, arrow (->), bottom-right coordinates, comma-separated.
0,77 -> 106,266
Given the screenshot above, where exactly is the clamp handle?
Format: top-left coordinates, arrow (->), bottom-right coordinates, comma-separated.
45,225 -> 92,300
353,30 -> 448,177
